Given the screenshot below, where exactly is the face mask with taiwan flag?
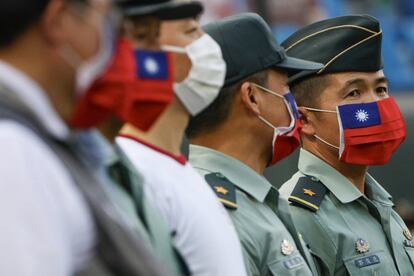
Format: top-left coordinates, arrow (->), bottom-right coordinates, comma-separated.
305,96 -> 406,165
253,83 -> 302,166
70,38 -> 174,131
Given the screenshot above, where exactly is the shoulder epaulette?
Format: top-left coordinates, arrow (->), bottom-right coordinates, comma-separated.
205,172 -> 238,210
288,176 -> 328,212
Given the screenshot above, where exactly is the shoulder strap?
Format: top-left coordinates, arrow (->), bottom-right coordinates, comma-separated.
288,175 -> 328,212
205,172 -> 238,210
0,86 -> 167,276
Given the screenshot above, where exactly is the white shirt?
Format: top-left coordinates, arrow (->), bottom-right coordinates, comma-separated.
0,61 -> 95,276
117,135 -> 247,276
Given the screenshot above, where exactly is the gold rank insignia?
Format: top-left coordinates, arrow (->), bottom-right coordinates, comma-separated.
214,186 -> 229,195
303,188 -> 316,197
404,229 -> 413,241
355,238 -> 369,254
288,176 -> 327,212
205,173 -> 238,209
281,239 -> 295,256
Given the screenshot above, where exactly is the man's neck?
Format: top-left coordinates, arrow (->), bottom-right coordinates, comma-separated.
304,142 -> 368,193
120,98 -> 189,156
98,116 -> 124,144
190,122 -> 271,175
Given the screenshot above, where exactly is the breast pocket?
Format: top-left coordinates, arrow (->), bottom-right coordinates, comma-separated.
268,253 -> 312,276
343,250 -> 396,276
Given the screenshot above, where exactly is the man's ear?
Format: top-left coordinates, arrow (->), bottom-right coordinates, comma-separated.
240,82 -> 261,116
298,106 -> 316,136
38,0 -> 68,46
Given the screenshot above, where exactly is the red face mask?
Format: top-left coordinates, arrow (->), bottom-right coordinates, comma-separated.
338,96 -> 406,165
306,96 -> 406,165
70,38 -> 174,131
271,119 -> 301,165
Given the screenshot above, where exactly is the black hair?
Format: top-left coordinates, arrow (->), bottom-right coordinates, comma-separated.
290,74 -> 330,108
186,70 -> 268,139
0,0 -> 50,47
0,0 -> 87,48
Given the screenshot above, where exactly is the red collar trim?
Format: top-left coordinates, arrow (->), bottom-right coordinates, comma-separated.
118,134 -> 187,165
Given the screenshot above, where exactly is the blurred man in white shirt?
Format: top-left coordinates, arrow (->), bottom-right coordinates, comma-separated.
117,7 -> 248,275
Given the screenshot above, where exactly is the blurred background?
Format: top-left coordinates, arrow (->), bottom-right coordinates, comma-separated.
187,0 -> 414,229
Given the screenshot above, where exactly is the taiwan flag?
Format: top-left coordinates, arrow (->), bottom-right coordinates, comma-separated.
337,97 -> 406,165
134,50 -> 170,80
122,48 -> 174,131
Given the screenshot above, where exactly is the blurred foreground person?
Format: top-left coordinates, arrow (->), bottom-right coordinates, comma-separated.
117,1 -> 248,275
280,15 -> 413,275
71,0 -> 212,275
0,0 -> 168,275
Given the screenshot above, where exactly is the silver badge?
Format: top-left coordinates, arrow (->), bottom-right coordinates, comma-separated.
355,238 -> 369,254
404,229 -> 413,241
281,239 -> 295,256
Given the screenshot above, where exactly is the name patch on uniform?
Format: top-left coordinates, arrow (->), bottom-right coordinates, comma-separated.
283,255 -> 305,270
354,254 -> 380,268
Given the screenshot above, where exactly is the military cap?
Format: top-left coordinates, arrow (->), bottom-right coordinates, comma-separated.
203,13 -> 323,87
116,0 -> 203,19
282,15 -> 383,84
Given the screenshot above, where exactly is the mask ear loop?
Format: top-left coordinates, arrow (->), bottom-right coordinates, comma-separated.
252,83 -> 296,133
303,107 -> 337,113
160,45 -> 187,54
314,135 -> 340,149
257,115 -> 279,160
302,106 -> 341,151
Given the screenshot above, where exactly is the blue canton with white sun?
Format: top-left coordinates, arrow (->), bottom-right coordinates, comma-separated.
339,102 -> 381,129
134,50 -> 169,80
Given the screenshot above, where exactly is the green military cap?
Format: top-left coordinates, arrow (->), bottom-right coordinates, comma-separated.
203,13 -> 323,87
282,15 -> 383,84
116,0 -> 203,19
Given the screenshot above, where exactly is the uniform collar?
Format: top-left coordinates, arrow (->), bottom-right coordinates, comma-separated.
189,145 -> 272,202
0,61 -> 69,139
298,148 -> 393,205
364,174 -> 393,206
118,134 -> 187,165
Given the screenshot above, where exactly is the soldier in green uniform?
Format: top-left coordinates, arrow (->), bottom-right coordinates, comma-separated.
279,15 -> 414,275
186,13 -> 323,275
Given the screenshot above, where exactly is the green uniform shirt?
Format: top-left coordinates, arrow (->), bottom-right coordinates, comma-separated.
280,149 -> 414,276
189,145 -> 317,276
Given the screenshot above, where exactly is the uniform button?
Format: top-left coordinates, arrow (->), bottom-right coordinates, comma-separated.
310,176 -> 319,182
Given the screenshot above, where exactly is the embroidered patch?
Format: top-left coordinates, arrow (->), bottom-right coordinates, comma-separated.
283,255 -> 305,270
288,176 -> 328,212
205,172 -> 238,209
354,254 -> 380,268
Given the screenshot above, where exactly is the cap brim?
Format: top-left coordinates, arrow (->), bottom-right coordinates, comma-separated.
275,56 -> 323,72
124,1 -> 203,20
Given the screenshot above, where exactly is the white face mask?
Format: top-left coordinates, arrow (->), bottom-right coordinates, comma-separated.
161,33 -> 226,115
60,9 -> 118,95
